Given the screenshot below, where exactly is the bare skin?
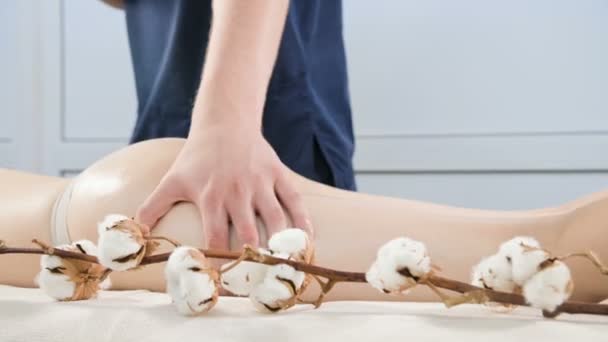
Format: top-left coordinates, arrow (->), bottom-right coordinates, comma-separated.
1,138 -> 607,303
135,0 -> 312,256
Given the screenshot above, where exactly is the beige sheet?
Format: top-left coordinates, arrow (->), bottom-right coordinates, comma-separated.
0,285 -> 606,342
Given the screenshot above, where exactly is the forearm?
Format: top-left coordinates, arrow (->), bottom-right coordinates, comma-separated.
191,0 -> 290,131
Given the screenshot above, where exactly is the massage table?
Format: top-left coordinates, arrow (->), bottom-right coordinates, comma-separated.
1,285 -> 606,341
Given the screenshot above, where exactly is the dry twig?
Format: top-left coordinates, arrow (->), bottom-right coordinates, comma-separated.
1,240 -> 607,317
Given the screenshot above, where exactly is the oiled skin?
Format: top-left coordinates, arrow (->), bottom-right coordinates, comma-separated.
1,138 -> 607,302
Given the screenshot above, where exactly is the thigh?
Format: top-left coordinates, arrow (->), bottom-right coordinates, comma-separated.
0,170 -> 68,287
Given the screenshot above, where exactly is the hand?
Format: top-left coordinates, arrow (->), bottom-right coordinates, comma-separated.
135,122 -> 312,250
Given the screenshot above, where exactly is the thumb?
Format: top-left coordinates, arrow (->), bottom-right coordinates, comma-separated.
135,176 -> 183,230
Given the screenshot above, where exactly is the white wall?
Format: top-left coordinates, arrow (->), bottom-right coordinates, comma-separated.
1,0 -> 607,210
0,5 -> 19,168
345,0 -> 608,208
62,0 -> 135,141
0,1 -> 132,176
0,2 -> 39,171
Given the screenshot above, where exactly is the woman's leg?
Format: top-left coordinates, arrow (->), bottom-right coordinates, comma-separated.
1,138 -> 607,302
61,138 -> 608,302
0,169 -> 68,287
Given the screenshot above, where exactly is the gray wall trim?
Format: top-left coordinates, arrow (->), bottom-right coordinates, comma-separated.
355,170 -> 608,175
356,130 -> 608,139
354,134 -> 608,172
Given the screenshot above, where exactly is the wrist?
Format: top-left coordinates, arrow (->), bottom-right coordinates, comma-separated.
189,107 -> 262,139
190,110 -> 262,137
190,81 -> 264,134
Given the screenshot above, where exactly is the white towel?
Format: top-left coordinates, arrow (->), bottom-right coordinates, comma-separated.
0,285 -> 606,342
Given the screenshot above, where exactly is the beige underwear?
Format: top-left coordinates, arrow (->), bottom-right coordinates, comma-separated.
50,180 -> 74,246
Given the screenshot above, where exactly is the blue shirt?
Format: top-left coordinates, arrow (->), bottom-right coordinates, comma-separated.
125,0 -> 356,190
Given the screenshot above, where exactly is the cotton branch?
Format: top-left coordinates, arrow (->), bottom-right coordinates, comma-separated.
1,240 -> 607,317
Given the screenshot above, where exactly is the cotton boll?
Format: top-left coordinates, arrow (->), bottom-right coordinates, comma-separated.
38,254 -> 77,300
498,236 -> 540,263
70,240 -> 113,290
97,214 -> 130,235
366,237 -> 431,294
365,262 -> 385,292
98,229 -> 143,271
266,263 -> 306,290
523,260 -> 573,312
378,237 -> 431,277
267,251 -> 307,289
38,270 -> 76,300
268,228 -> 310,260
497,236 -> 550,286
471,275 -> 484,289
511,248 -> 551,286
97,217 -> 148,271
37,241 -> 108,301
68,240 -> 113,290
366,260 -> 417,294
72,240 -> 99,256
172,272 -> 218,316
165,247 -> 207,287
165,247 -> 203,301
247,251 -> 307,313
219,258 -> 269,296
40,253 -> 64,270
166,246 -> 201,276
471,254 -> 517,293
165,246 -> 216,277
165,275 -> 181,304
240,228 -> 313,307
250,277 -> 295,313
165,246 -> 219,316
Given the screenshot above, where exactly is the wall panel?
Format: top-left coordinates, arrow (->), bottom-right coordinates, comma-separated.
356,172 -> 608,210
61,0 -> 136,141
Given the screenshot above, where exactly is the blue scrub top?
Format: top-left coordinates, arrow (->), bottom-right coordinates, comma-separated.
125,0 -> 356,190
